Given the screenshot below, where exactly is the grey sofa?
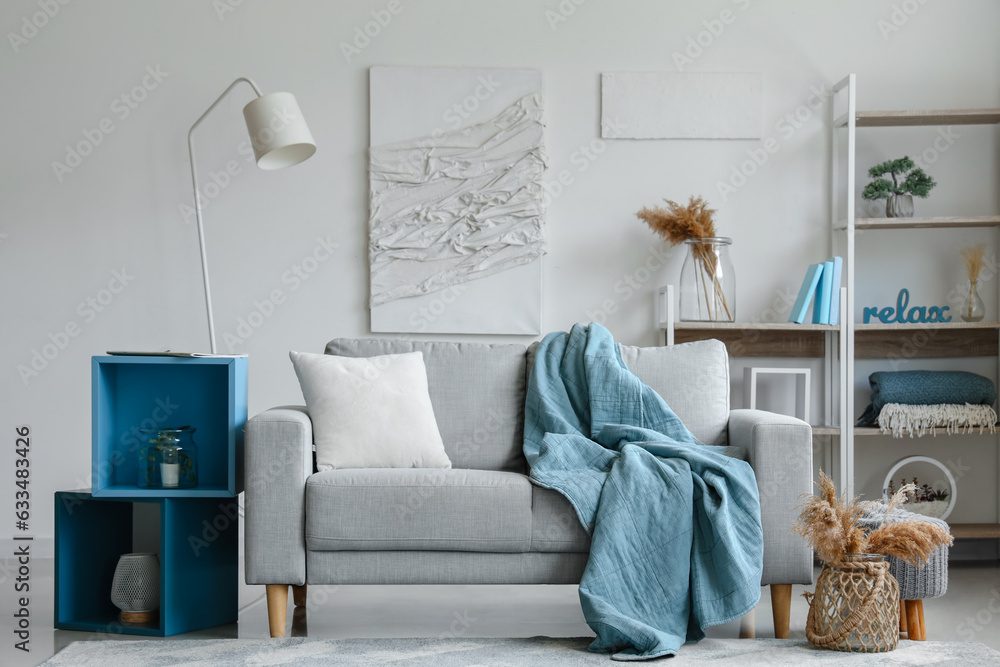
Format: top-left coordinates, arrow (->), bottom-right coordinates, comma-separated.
245,337 -> 814,638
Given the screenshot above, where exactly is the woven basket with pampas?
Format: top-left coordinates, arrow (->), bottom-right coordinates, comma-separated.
794,472 -> 953,653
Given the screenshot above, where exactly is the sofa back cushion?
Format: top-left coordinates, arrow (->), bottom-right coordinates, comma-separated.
525,337 -> 730,446
325,339 -> 527,472
617,339 -> 730,445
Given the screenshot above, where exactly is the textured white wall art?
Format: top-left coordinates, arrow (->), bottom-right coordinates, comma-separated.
601,72 -> 763,139
369,66 -> 546,334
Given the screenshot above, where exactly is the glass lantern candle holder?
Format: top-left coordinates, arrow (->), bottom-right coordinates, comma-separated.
679,237 -> 736,322
137,427 -> 199,489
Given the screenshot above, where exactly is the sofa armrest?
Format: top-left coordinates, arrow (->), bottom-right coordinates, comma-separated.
729,409 -> 814,586
245,406 -> 313,586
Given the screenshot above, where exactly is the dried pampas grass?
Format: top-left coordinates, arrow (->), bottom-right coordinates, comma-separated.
636,195 -> 717,245
793,471 -> 865,563
794,470 -> 953,565
961,244 -> 986,283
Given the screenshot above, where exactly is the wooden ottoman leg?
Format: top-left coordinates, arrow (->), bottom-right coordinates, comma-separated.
904,600 -> 921,642
771,584 -> 792,639
292,584 -> 308,607
916,600 -> 926,640
900,599 -> 908,634
266,584 -> 289,637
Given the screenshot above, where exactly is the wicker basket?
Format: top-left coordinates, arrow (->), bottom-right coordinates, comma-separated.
806,554 -> 899,652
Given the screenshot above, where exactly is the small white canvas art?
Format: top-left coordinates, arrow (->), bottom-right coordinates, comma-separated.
368,66 -> 547,334
601,72 -> 763,139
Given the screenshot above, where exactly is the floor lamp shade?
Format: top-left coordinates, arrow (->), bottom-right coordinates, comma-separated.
243,92 -> 317,170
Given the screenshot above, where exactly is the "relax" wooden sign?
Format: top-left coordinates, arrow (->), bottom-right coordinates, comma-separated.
863,289 -> 952,324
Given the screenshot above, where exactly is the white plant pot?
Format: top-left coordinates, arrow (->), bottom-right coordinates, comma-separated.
885,194 -> 914,218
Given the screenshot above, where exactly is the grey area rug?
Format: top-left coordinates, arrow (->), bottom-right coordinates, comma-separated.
41,636 -> 1000,665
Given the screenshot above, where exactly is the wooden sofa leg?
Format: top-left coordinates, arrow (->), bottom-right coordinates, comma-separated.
771,584 -> 792,639
266,584 -> 289,637
738,609 -> 756,638
292,584 -> 307,607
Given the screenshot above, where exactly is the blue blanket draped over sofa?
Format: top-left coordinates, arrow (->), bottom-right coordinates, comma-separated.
524,323 -> 763,660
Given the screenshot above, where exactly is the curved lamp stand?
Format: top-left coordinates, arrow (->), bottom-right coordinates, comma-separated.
187,77 -> 316,353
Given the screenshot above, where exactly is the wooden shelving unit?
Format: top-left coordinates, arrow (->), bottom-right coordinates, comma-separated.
831,74 -> 1000,543
854,426 -> 998,437
951,523 -> 1000,539
657,85 -> 999,544
836,216 -> 1000,230
672,321 -> 838,358
855,321 -> 1000,359
836,108 -> 1000,128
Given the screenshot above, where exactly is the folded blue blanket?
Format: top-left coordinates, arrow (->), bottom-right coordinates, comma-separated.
524,323 -> 763,660
857,370 -> 997,426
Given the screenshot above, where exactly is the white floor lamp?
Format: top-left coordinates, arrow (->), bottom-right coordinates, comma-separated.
188,77 -> 316,353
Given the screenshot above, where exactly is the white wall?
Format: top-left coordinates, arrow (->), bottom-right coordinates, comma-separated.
1,0 -> 998,542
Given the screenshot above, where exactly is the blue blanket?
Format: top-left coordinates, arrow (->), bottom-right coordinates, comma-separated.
857,370 -> 998,426
524,323 -> 763,660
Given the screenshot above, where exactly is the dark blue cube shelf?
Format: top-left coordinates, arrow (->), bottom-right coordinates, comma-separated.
54,491 -> 238,637
92,356 -> 247,497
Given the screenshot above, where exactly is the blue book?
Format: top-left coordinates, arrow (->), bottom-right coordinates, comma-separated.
813,260 -> 834,324
789,263 -> 824,324
828,257 -> 844,325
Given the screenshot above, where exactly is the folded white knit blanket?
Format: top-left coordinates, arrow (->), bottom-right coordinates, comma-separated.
877,402 -> 998,438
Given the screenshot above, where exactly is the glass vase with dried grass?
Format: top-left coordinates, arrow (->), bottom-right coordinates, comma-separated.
636,195 -> 735,322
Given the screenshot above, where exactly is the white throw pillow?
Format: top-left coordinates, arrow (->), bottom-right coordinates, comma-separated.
289,350 -> 451,470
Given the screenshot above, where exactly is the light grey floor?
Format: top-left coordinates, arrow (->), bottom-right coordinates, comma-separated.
3,559 -> 999,666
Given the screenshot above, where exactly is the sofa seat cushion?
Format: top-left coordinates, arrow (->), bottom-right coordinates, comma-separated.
530,485 -> 591,553
305,469 -> 533,553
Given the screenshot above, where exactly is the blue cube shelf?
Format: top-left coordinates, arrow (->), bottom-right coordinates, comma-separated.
54,491 -> 238,637
92,356 -> 247,498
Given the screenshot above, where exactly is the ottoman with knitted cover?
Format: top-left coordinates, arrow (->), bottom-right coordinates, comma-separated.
860,503 -> 950,641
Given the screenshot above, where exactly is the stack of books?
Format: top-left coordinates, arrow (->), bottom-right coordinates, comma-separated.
789,257 -> 843,325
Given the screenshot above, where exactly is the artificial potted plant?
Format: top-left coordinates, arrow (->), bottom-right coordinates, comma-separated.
861,156 -> 936,218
